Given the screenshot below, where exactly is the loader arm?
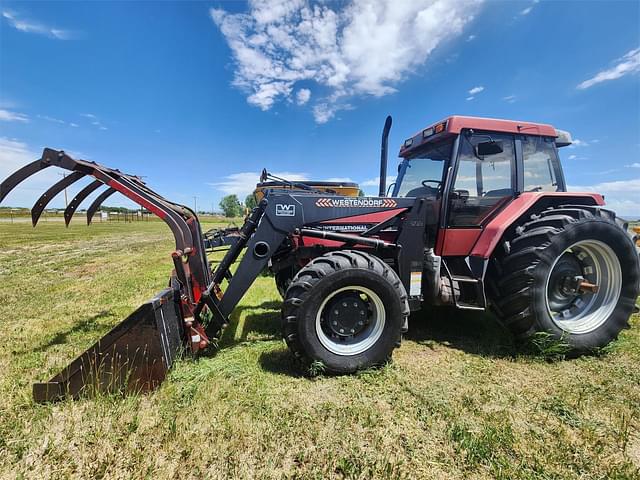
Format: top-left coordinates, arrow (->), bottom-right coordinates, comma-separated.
194,193 -> 422,337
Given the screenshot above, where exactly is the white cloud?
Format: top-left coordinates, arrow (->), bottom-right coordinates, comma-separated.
325,177 -> 354,182
568,178 -> 640,218
468,85 -> 484,95
577,47 -> 640,90
569,138 -> 589,148
296,88 -> 311,105
0,108 -> 29,122
626,163 -> 640,168
37,114 -> 68,125
211,0 -> 483,123
517,1 -> 538,18
568,154 -> 577,160
502,94 -> 516,103
466,34 -> 476,42
38,114 -> 65,124
2,10 -> 74,39
209,171 -> 309,198
80,113 -> 108,130
0,137 -> 59,207
0,138 -> 36,173
360,177 -> 381,187
466,96 -> 475,101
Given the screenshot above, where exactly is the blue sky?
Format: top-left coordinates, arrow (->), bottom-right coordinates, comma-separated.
1,0 -> 639,216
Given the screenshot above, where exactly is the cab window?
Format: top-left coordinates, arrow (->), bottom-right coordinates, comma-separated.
396,139 -> 453,198
522,136 -> 562,192
448,132 -> 515,227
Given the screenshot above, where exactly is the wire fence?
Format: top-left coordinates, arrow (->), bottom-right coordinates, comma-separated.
0,210 -> 234,224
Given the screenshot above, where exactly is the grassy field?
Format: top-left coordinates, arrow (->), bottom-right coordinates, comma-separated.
0,220 -> 638,479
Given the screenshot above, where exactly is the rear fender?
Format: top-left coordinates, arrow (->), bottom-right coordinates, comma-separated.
471,192 -> 604,259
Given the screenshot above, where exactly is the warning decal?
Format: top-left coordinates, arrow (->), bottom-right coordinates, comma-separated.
410,271 -> 422,297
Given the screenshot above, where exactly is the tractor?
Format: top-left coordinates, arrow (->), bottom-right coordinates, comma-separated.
2,115 -> 638,402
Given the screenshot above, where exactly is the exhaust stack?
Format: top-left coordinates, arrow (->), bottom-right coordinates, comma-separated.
378,115 -> 392,197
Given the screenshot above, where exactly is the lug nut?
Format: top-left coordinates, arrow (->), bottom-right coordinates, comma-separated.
350,329 -> 355,333
332,321 -> 337,326
334,310 -> 339,315
353,302 -> 358,307
342,302 -> 347,307
339,328 -> 344,333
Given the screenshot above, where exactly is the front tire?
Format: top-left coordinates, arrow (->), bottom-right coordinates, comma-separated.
282,250 -> 409,373
489,206 -> 640,352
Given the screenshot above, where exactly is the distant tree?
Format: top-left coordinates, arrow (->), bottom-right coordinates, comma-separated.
219,194 -> 242,217
358,189 -> 365,197
245,193 -> 258,210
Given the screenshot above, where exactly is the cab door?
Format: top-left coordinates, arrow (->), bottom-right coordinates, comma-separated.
436,131 -> 517,256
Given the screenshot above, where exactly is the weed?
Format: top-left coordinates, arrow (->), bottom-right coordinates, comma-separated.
525,331 -> 572,360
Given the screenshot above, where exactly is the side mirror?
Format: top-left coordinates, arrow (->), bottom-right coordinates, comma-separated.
475,141 -> 503,157
260,168 -> 268,183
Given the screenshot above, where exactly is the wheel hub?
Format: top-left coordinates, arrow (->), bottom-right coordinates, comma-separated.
325,293 -> 369,337
547,254 -> 584,311
315,285 -> 386,356
545,240 -> 622,334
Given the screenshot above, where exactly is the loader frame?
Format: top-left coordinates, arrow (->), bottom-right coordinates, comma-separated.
195,193 -> 428,336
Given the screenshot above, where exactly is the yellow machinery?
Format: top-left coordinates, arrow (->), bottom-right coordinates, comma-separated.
254,180 -> 360,202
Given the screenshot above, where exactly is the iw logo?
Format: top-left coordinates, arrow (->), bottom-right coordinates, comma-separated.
276,204 -> 296,216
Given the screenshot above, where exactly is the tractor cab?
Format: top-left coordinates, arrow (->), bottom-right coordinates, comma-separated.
390,116 -> 569,246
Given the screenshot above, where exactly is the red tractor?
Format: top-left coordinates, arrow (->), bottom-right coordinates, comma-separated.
2,115 -> 638,401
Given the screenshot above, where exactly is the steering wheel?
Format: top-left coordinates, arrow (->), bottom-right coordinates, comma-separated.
421,179 -> 442,188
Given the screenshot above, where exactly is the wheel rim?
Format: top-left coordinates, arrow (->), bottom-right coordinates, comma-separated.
544,239 -> 622,334
315,285 -> 386,356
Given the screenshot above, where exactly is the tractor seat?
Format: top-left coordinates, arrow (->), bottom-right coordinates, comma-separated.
405,186 -> 438,198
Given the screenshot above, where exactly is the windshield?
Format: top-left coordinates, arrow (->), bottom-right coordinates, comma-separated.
395,139 -> 453,197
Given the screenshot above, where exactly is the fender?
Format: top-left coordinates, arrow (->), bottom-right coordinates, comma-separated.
471,192 -> 604,259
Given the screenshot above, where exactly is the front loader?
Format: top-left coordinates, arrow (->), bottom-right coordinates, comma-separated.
2,115 -> 639,402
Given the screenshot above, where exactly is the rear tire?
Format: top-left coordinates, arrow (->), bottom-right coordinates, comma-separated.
282,250 -> 409,373
489,206 -> 640,352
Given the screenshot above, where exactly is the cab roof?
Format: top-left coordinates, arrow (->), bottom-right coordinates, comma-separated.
399,115 -> 558,158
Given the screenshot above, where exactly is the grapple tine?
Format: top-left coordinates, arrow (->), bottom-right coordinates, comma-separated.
86,187 -> 116,225
31,171 -> 85,226
0,159 -> 51,204
2,148 -> 214,402
64,180 -> 104,226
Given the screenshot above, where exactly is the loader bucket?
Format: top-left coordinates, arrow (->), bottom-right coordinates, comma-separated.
1,149 -> 213,402
33,288 -> 184,403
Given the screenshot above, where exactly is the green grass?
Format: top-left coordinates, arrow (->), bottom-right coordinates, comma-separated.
0,221 -> 639,479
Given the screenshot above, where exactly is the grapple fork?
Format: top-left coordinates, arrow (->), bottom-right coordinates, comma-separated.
1,148 -> 212,402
